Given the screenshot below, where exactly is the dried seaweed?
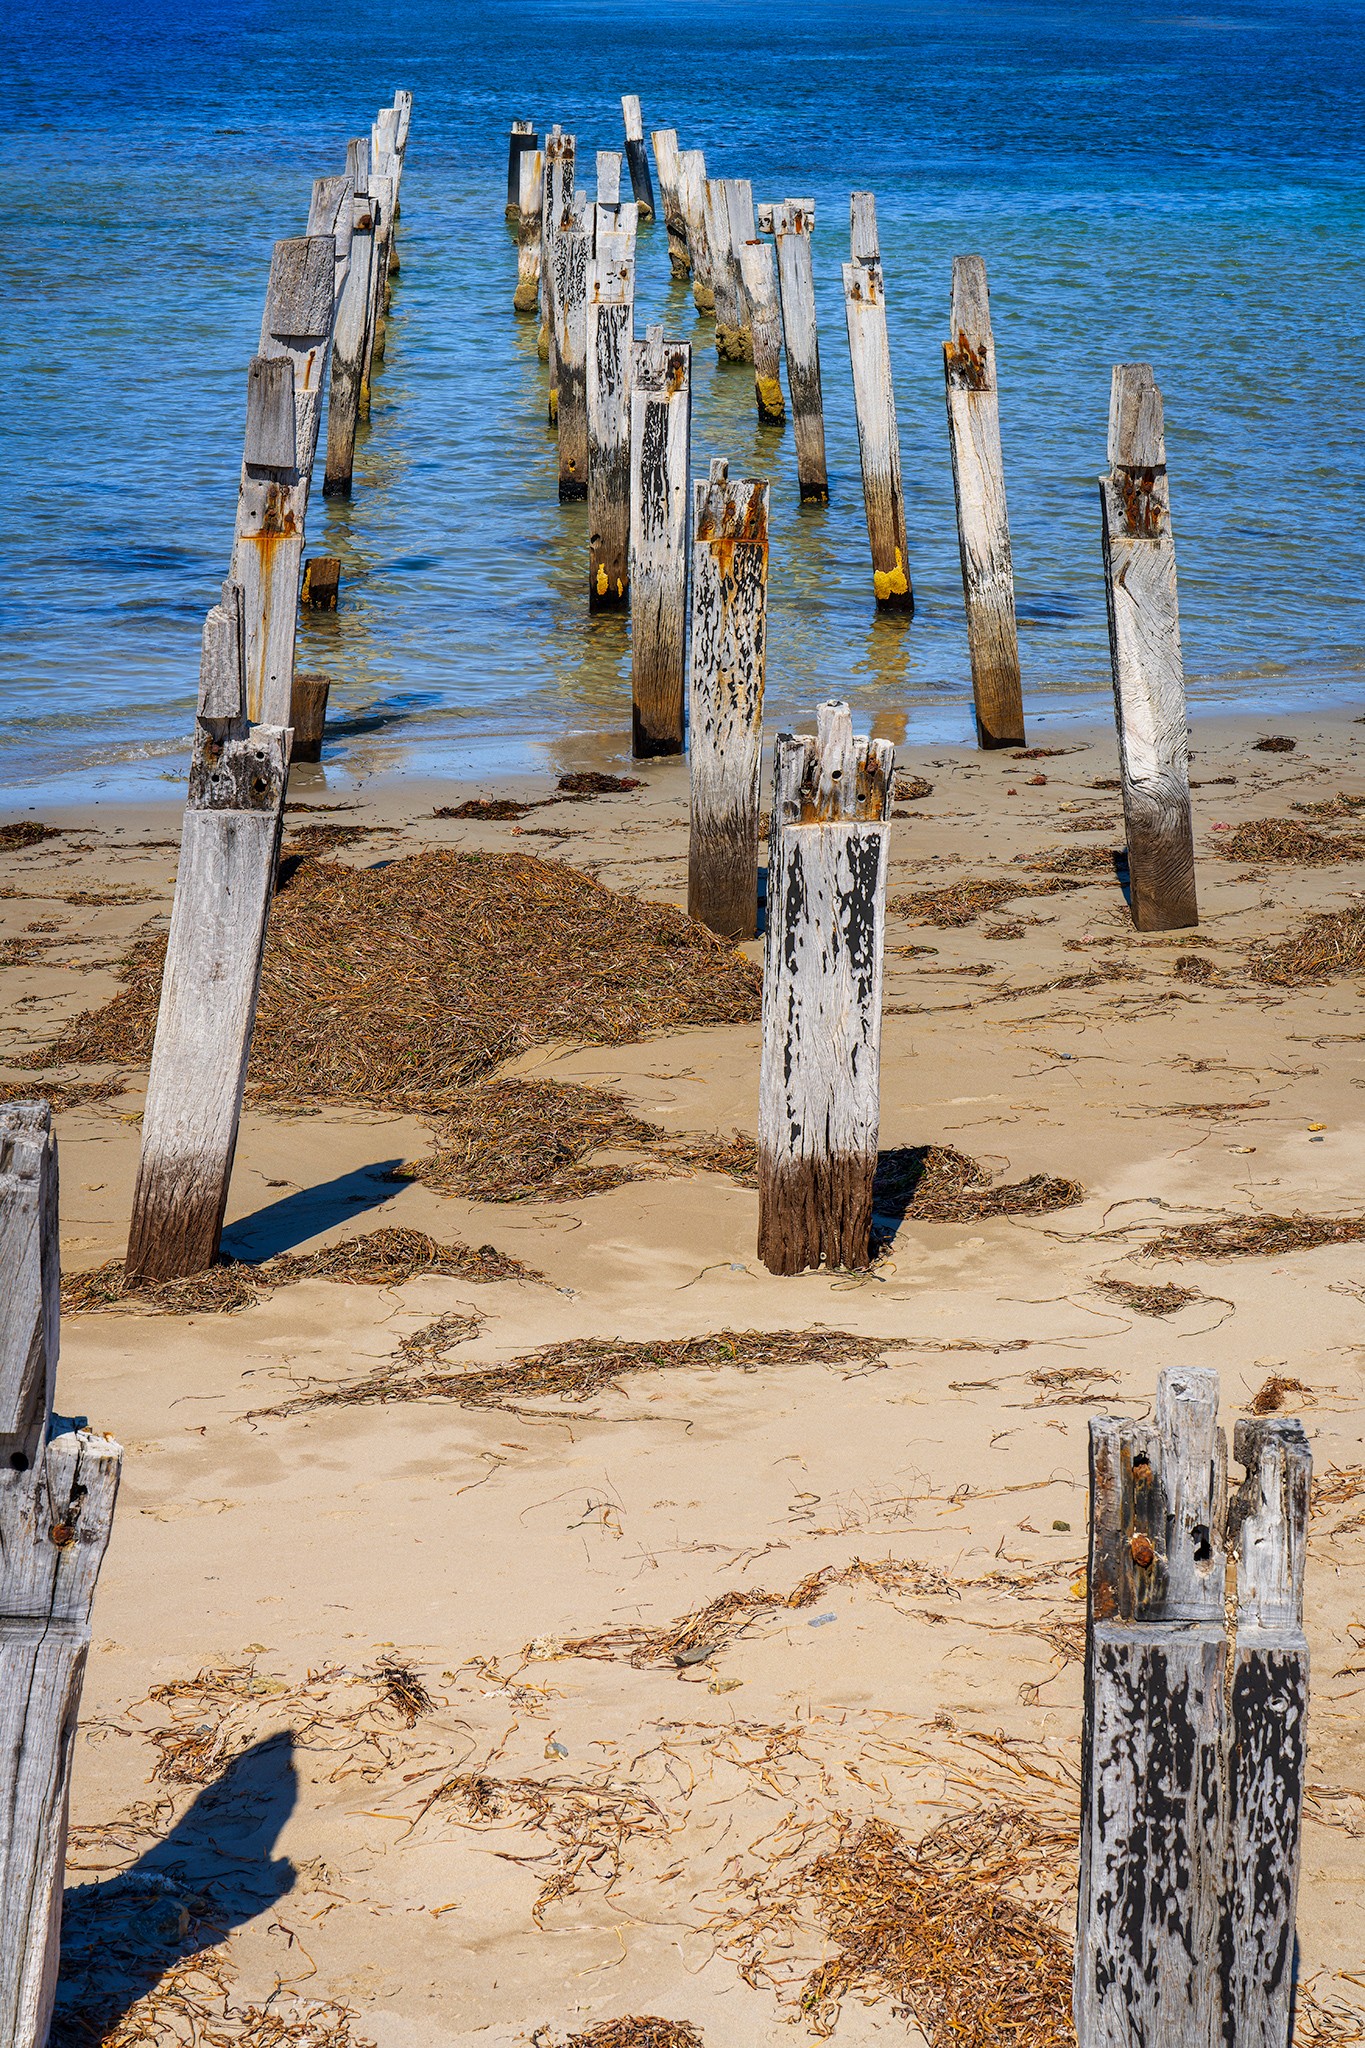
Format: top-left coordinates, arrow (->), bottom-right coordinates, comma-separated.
557,772 -> 642,795
1293,792 -> 1365,821
38,852 -> 761,1100
1254,734 -> 1296,753
373,1660 -> 434,1725
435,797 -> 540,820
1214,819 -> 1365,865
874,1146 -> 1083,1223
893,774 -> 934,801
0,822 -> 62,851
427,1769 -> 664,1923
1023,846 -> 1124,876
1095,1278 -> 1201,1316
563,2023 -> 704,2048
1142,1213 -> 1365,1261
1,1075 -> 127,1113
62,1228 -> 534,1317
1247,903 -> 1365,986
54,1943 -> 376,2048
1249,1374 -> 1311,1415
890,876 -> 1079,929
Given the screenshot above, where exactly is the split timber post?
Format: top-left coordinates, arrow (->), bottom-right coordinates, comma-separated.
507,119 -> 536,218
757,702 -> 894,1275
1075,1366 -> 1310,2048
551,193 -> 590,498
586,237 -> 634,609
324,185 -> 375,496
371,105 -> 402,291
1100,363 -> 1198,931
650,128 -> 690,276
232,234 -> 337,727
628,325 -> 691,756
704,179 -> 746,360
759,199 -> 827,500
724,180 -> 758,360
943,255 -> 1025,748
620,95 -> 655,219
677,150 -> 715,312
842,194 -> 912,610
513,147 -> 544,313
308,173 -> 353,291
0,1103 -> 122,2048
737,236 -> 784,423
596,149 -> 622,211
539,128 -> 575,384
125,592 -> 289,1281
359,172 -> 393,413
687,459 -> 769,940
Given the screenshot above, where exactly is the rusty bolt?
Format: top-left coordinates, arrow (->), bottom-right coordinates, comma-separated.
1129,1533 -> 1155,1569
49,1522 -> 74,1548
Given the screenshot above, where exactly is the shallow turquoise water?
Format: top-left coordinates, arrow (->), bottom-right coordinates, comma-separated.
4,0 -> 1364,799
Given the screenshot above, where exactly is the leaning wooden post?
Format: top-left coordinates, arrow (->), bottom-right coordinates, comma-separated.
843,195 -> 911,610
324,186 -> 375,495
1100,363 -> 1198,931
737,236 -> 784,422
507,119 -> 536,218
688,459 -> 769,940
587,237 -> 634,609
513,147 -> 544,313
620,95 -> 655,219
1223,1418 -> 1311,2048
551,193 -> 589,499
231,235 -> 337,727
358,171 -> 393,413
677,150 -> 715,312
125,611 -> 289,1281
629,326 -> 691,756
0,1102 -> 122,2048
650,128 -> 690,277
757,704 -> 893,1275
759,199 -> 827,500
943,254 -> 1025,747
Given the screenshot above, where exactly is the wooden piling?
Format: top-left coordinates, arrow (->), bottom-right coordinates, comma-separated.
371,107 -> 401,284
587,245 -> 634,609
324,187 -> 374,496
757,702 -> 894,1276
677,150 -> 715,312
506,119 -> 536,217
125,717 -> 290,1283
345,134 -> 369,192
289,671 -> 331,762
393,89 -> 413,158
595,149 -> 622,210
943,254 -> 1025,747
843,196 -> 912,611
687,459 -> 769,940
650,128 -> 690,277
551,193 -> 590,499
540,128 -> 575,381
759,199 -> 826,500
704,179 -> 747,360
1100,363 -> 1198,931
232,234 -> 338,726
513,146 -> 544,313
724,180 -> 758,360
629,326 -> 691,756
302,555 -> 341,609
359,170 -> 393,410
737,236 -> 784,422
620,95 -> 655,220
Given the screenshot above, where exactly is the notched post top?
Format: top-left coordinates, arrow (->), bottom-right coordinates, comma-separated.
196,580 -> 247,742
244,355 -> 296,471
1088,1365 -> 1228,1625
308,173 -> 351,241
944,253 -> 993,391
1107,362 -> 1168,536
187,727 -> 290,814
850,190 -> 879,265
1230,1417 -> 1311,1632
264,234 -> 338,342
596,149 -> 622,207
695,468 -> 768,547
0,1100 -> 58,1449
346,135 -> 370,188
773,700 -> 895,830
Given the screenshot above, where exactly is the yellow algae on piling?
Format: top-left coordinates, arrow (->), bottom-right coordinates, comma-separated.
874,549 -> 909,601
757,375 -> 784,415
596,564 -> 608,597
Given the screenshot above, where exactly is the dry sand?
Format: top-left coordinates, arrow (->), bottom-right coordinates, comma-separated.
3,706 -> 1364,2045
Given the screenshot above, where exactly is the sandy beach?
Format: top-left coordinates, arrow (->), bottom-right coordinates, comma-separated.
4,703 -> 1364,2046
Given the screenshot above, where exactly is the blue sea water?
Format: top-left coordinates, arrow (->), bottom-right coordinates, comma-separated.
4,0 -> 1364,800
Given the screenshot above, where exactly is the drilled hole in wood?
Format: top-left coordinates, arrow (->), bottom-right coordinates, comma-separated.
9,1451 -> 28,1471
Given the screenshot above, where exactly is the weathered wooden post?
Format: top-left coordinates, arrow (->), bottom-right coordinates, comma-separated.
688,460 -> 769,940
371,105 -> 401,287
629,326 -> 691,756
595,149 -> 622,210
345,134 -> 369,194
759,199 -> 827,500
677,150 -> 715,312
737,237 -> 784,422
1075,1368 -> 1310,2048
1100,363 -> 1198,931
539,128 -> 574,380
125,589 -> 289,1280
587,239 -> 634,609
757,703 -> 894,1275
324,185 -> 374,496
650,128 -> 690,276
725,180 -> 758,358
513,146 -> 544,313
704,179 -> 747,360
943,255 -> 1025,748
620,95 -> 655,219
393,88 -> 413,159
843,195 -> 911,610
551,192 -> 589,498
358,171 -> 393,412
0,1102 -> 122,2048
507,119 -> 537,218
301,555 -> 340,609
308,173 -> 352,281
289,672 -> 330,762
231,235 -> 337,727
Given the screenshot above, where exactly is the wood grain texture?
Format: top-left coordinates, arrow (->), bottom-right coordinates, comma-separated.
323,190 -> 374,496
587,251 -> 634,609
513,147 -> 544,314
943,254 -> 1025,748
704,178 -> 745,358
1099,363 -> 1198,932
359,169 -> 394,396
539,130 -> 575,388
195,578 -> 247,750
849,188 -> 879,263
758,705 -> 894,1276
289,671 -> 330,761
620,95 -> 655,219
843,259 -> 912,610
650,128 -> 690,276
0,1105 -> 57,1453
595,149 -> 622,209
721,180 -> 757,362
125,730 -> 290,1283
737,237 -> 784,422
687,462 -> 769,939
766,200 -> 827,500
677,150 -> 715,311
551,194 -> 590,500
629,328 -> 691,757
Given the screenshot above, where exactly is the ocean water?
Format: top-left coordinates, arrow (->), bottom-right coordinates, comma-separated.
4,0 -> 1364,801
